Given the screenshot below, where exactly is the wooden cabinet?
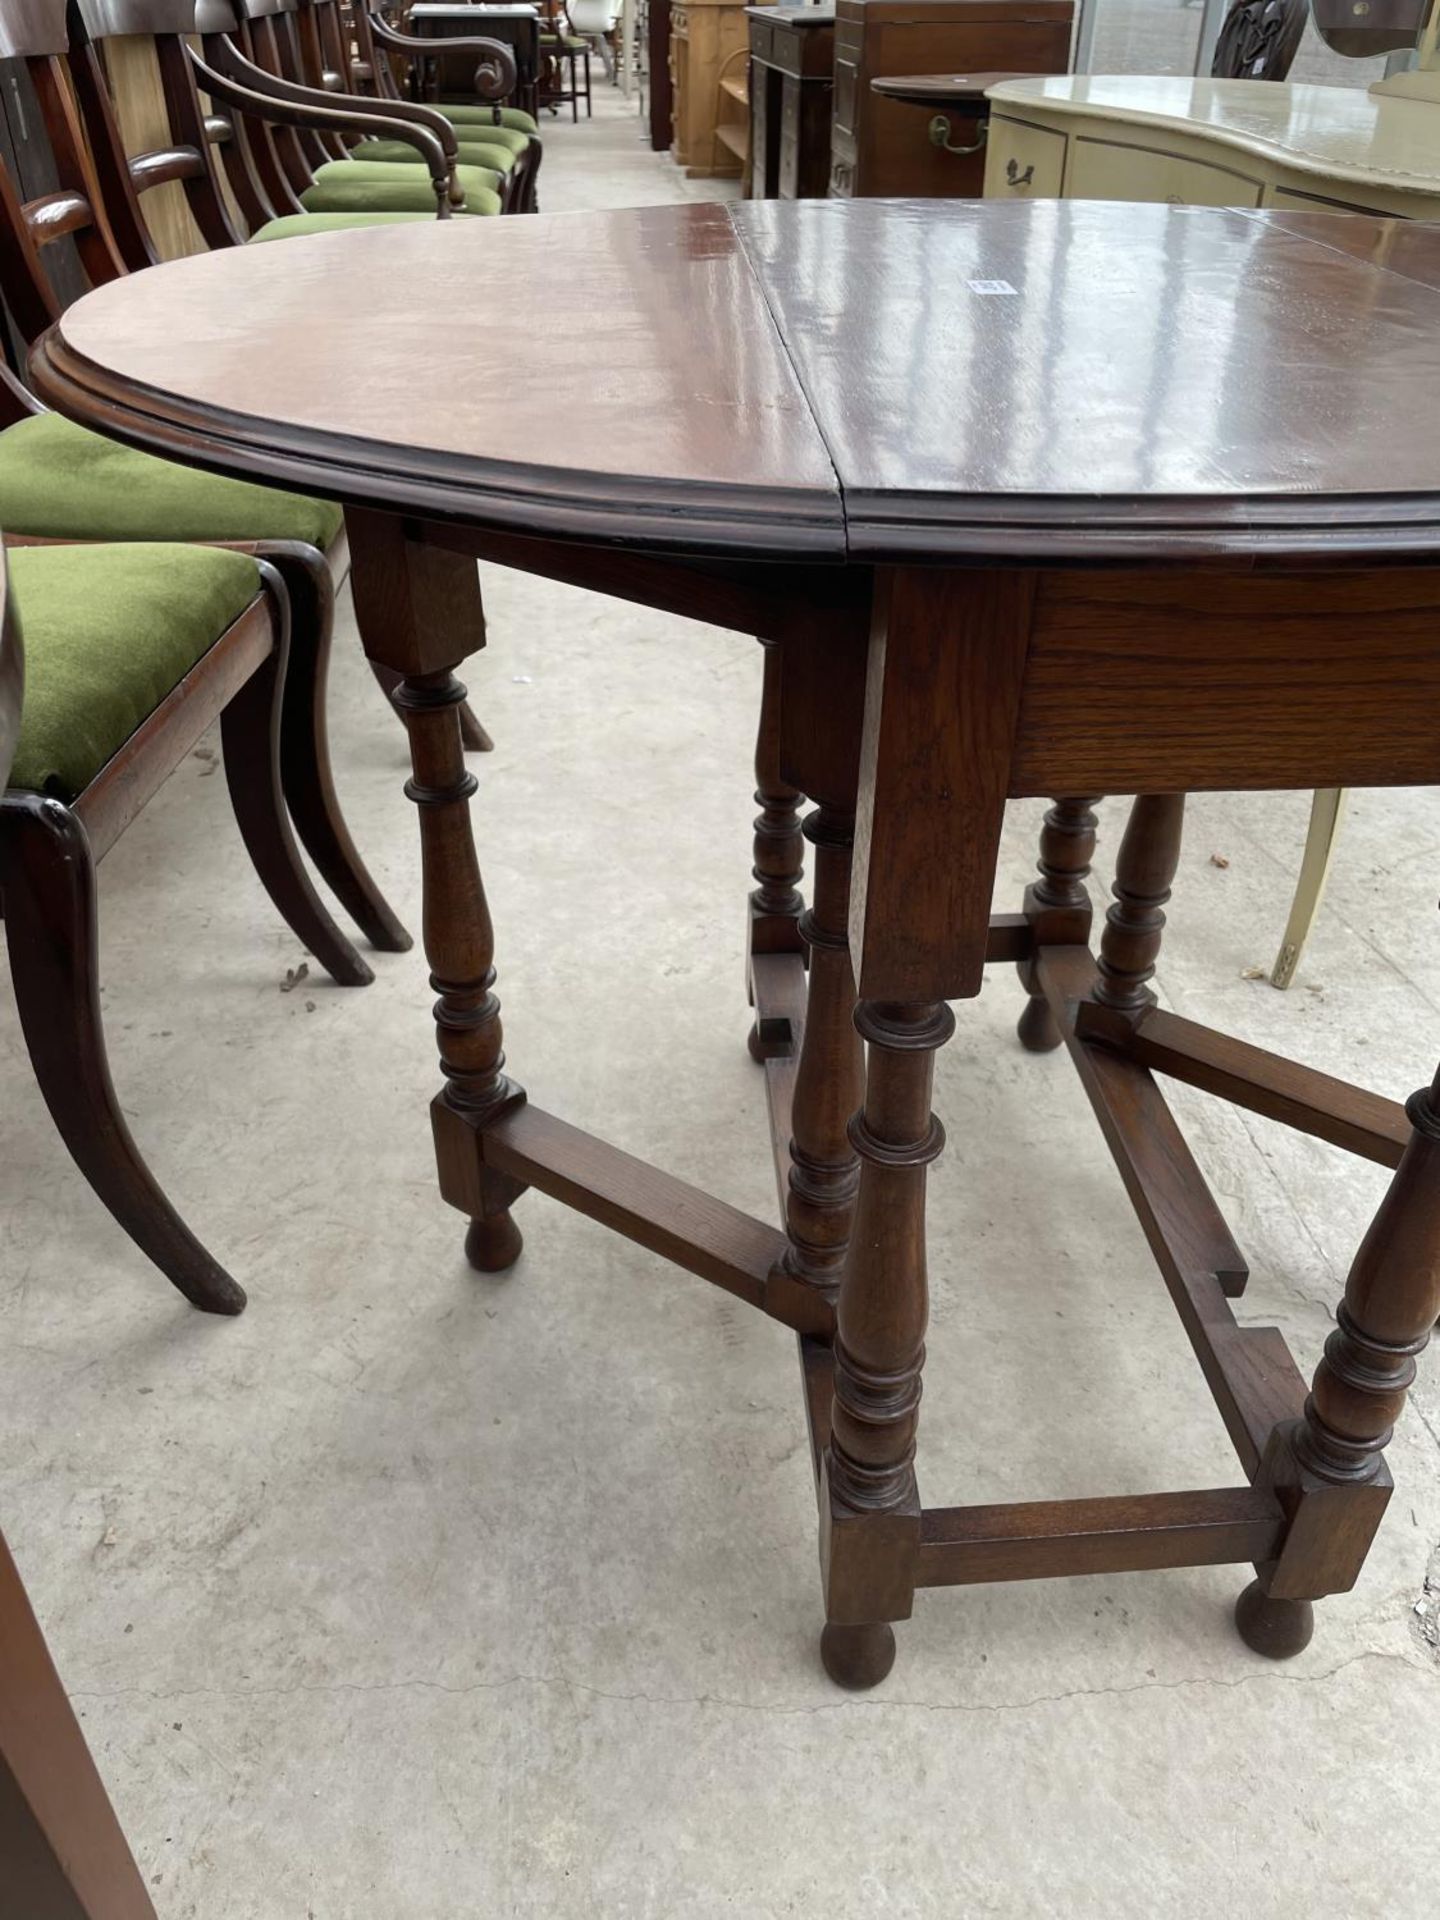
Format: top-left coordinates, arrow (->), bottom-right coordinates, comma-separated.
828,0 -> 1072,199
672,0 -> 773,177
747,6 -> 835,199
649,0 -> 675,147
983,76 -> 1440,219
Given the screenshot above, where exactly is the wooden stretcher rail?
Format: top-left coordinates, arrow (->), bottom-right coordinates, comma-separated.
753,948 -> 806,1217
1037,945 -> 1310,1476
481,1103 -> 833,1335
916,1486 -> 1287,1586
1077,1000 -> 1410,1169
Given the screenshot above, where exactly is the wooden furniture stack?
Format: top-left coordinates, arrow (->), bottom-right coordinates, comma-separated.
828,0 -> 1071,196
746,4 -> 834,198
670,0 -> 771,175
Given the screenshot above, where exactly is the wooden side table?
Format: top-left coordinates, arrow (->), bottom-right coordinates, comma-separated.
746,5 -> 835,198
34,199 -> 1440,1700
828,0 -> 1072,197
869,69 -> 1029,194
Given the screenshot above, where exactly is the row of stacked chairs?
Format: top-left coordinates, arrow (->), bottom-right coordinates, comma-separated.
0,0 -> 534,1307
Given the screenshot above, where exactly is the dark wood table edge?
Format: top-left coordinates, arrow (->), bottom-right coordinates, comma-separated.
28,333 -> 849,563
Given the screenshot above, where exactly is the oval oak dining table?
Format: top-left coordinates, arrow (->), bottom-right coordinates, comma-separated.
32,198 -> 1440,1697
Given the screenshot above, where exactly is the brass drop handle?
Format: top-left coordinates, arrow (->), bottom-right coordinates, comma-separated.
928,112 -> 989,156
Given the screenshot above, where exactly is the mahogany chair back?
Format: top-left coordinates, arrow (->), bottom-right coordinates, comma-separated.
0,0 -> 136,423
346,0 -> 404,102
232,0 -> 344,178
69,0 -> 251,261
0,0 -> 128,335
193,0 -> 462,218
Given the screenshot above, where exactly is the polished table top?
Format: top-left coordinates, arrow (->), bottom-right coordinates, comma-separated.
33,199 -> 1440,564
871,71 -> 1027,105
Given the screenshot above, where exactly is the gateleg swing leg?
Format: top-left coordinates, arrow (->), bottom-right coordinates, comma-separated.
348,512 -> 528,1271
1236,1058 -> 1440,1655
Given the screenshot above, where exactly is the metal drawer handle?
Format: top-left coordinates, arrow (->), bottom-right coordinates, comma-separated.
928,114 -> 989,157
1005,157 -> 1034,187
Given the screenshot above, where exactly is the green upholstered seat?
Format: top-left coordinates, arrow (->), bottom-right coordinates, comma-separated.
355,134 -> 517,172
448,123 -> 528,156
7,543 -> 263,801
301,158 -> 502,216
436,104 -> 539,137
248,210 -> 434,243
0,411 -> 344,550
541,32 -> 589,47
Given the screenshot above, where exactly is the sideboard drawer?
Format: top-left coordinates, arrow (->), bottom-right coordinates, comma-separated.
984,115 -> 1065,197
1067,136 -> 1264,207
1267,183 -> 1386,216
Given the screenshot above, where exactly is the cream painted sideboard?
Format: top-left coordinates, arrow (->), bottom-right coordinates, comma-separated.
983,75 -> 1440,217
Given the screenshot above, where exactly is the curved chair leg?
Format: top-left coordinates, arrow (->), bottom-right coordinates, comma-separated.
0,795 -> 246,1314
1271,787 -> 1346,989
220,578 -> 373,988
369,657 -> 493,752
522,135 -> 543,212
266,548 -> 413,954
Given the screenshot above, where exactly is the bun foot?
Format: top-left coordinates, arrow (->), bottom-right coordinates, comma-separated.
1234,1580 -> 1315,1660
1016,996 -> 1063,1053
820,1621 -> 896,1691
465,1212 -> 523,1274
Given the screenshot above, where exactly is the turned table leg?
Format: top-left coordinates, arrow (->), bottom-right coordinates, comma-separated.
815,566 -> 1033,1688
783,805 -> 863,1301
1238,1059 -> 1440,1655
395,671 -> 527,1271
1093,793 -> 1187,1018
1016,794 -> 1103,1052
747,637 -> 805,1063
822,999 -> 954,1688
348,512 -> 527,1271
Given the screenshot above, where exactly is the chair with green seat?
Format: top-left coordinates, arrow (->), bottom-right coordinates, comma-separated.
8,0 -> 494,775
209,0 -> 522,211
349,0 -> 544,210
2,539 -> 367,1312
0,28 -> 436,944
190,0 -> 516,214
283,0 -> 529,184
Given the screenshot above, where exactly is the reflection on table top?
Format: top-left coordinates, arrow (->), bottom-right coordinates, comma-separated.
37,198 -> 1440,563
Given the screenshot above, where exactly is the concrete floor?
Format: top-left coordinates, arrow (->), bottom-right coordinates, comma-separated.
4,86 -> 1440,1920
